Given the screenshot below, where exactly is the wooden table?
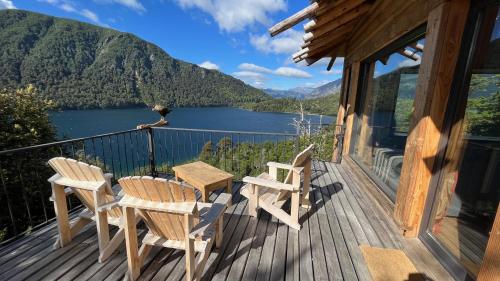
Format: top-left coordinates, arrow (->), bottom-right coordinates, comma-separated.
172,161 -> 233,203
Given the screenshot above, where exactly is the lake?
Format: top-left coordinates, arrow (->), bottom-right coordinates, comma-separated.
50,107 -> 334,139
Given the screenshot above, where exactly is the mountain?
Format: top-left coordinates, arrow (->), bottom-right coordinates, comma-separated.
307,78 -> 342,99
263,88 -> 310,99
263,78 -> 342,100
0,10 -> 270,109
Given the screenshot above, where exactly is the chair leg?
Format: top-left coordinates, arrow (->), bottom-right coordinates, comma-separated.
215,216 -> 223,249
194,241 -> 213,281
291,191 -> 300,229
99,227 -> 125,263
94,191 -> 110,263
123,206 -> 140,281
185,238 -> 195,281
51,183 -> 72,249
248,184 -> 258,217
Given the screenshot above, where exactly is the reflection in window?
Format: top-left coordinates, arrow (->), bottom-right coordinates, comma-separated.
429,6 -> 499,277
351,39 -> 424,201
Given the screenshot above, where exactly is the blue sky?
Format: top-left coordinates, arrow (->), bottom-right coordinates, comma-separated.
1,0 -> 347,90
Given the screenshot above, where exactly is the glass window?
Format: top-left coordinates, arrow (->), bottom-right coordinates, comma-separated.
351,38 -> 424,201
428,6 -> 499,277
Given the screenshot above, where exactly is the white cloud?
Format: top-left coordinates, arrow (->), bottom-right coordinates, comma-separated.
233,71 -> 267,88
398,57 -> 421,68
80,9 -> 99,23
0,0 -> 16,9
59,3 -> 76,12
238,63 -> 273,74
40,0 -> 108,27
94,0 -> 146,13
198,61 -> 219,70
274,67 -> 311,78
233,71 -> 266,80
250,29 -> 302,55
173,0 -> 286,32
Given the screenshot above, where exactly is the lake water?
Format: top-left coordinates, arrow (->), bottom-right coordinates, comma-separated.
50,107 -> 334,139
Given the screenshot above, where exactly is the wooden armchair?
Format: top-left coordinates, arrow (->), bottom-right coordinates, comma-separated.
240,144 -> 314,230
47,157 -> 137,263
118,176 -> 231,281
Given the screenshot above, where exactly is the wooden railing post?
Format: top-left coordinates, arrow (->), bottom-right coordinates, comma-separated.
146,127 -> 157,177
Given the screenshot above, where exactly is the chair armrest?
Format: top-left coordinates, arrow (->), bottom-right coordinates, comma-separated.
96,200 -> 120,212
267,162 -> 304,174
242,176 -> 297,191
189,194 -> 230,239
119,195 -> 197,214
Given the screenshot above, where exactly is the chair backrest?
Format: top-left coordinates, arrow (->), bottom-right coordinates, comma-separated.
118,176 -> 198,241
48,157 -> 121,217
284,144 -> 315,184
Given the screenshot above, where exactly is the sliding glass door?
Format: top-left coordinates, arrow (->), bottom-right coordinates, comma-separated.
422,2 -> 499,279
350,32 -> 425,201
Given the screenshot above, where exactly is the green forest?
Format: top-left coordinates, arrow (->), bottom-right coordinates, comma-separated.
242,92 -> 340,116
0,10 -> 270,109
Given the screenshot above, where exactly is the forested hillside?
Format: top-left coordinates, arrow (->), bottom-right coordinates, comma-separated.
0,10 -> 270,109
242,92 -> 340,116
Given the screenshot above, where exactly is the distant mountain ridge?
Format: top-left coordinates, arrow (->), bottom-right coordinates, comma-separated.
263,78 -> 342,99
0,10 -> 270,109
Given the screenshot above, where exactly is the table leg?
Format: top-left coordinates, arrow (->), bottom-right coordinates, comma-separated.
226,178 -> 233,206
201,188 -> 209,203
226,178 -> 232,195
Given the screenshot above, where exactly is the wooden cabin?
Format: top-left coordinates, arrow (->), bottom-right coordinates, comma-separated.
270,0 -> 499,280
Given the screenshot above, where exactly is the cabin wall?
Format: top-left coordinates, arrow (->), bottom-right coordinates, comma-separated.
330,0 -> 500,279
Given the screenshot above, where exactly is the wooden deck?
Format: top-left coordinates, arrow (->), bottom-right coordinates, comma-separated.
0,160 -> 453,281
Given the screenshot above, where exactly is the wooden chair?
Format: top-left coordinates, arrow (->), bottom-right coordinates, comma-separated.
48,157 -> 135,263
240,144 -> 314,230
118,176 -> 231,281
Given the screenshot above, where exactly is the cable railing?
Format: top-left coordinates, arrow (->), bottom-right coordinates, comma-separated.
0,125 -> 340,245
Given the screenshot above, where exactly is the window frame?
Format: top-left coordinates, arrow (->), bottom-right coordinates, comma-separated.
349,25 -> 427,203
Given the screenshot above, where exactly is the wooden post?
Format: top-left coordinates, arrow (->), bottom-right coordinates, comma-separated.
478,205 -> 500,281
332,65 -> 350,163
393,0 -> 470,237
51,182 -> 71,247
124,206 -> 140,281
342,62 -> 361,156
184,214 -> 195,281
248,184 -> 258,217
94,189 -> 110,262
146,127 -> 157,177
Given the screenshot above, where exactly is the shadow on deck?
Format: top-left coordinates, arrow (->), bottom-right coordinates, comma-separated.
0,160 -> 453,281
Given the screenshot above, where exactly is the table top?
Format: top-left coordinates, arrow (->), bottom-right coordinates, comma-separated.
172,161 -> 233,187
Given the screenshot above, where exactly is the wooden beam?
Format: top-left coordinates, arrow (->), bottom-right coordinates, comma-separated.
299,36 -> 348,63
305,0 -> 368,32
394,0 -> 470,237
342,61 -> 361,156
326,57 -> 336,71
398,49 -> 420,61
304,3 -> 371,43
269,2 -> 319,37
478,205 -> 500,281
410,42 -> 425,52
292,47 -> 309,60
